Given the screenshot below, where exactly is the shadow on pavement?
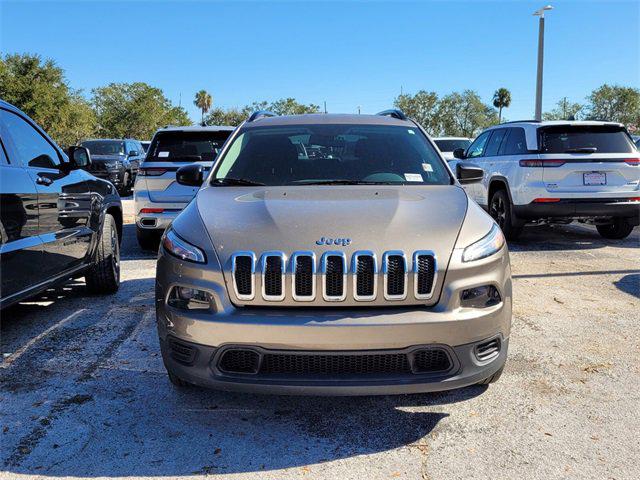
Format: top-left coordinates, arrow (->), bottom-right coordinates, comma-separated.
614,273 -> 640,298
508,224 -> 639,252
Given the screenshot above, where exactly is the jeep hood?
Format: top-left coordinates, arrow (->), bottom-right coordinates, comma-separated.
195,185 -> 468,306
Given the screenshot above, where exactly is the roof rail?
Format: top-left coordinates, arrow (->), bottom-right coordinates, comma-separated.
499,119 -> 542,125
376,109 -> 407,121
248,110 -> 276,122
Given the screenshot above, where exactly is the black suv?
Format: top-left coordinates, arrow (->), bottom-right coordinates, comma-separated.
80,138 -> 145,195
0,100 -> 123,309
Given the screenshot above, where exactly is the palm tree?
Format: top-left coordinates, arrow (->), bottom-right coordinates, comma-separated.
492,88 -> 512,123
194,90 -> 213,125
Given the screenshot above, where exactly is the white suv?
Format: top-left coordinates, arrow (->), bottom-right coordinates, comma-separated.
134,125 -> 235,249
453,121 -> 640,240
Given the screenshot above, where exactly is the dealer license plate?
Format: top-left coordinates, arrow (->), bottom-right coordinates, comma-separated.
583,172 -> 606,186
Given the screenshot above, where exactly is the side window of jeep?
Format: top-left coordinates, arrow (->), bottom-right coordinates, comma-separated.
466,131 -> 491,159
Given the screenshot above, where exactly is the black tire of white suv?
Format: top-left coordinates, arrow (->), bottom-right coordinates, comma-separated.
85,213 -> 120,294
596,218 -> 634,240
489,190 -> 522,240
136,226 -> 162,251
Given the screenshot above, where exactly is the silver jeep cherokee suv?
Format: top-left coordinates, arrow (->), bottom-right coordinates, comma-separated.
155,110 -> 511,395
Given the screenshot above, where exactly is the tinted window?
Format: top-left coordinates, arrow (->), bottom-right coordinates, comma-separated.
434,139 -> 471,152
0,110 -> 60,168
484,129 -> 507,156
0,141 -> 7,164
635,138 -> 640,149
148,130 -> 233,162
540,126 -> 635,153
466,131 -> 491,158
502,128 -> 528,155
81,140 -> 126,155
213,124 -> 451,186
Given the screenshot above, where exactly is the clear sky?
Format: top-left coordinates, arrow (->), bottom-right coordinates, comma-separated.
1,0 -> 638,122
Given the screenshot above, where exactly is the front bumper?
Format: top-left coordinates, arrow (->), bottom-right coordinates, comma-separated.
90,170 -> 122,185
155,240 -> 512,395
513,198 -> 640,224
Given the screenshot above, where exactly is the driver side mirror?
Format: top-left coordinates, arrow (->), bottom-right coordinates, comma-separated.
453,148 -> 466,159
456,163 -> 484,184
68,146 -> 92,169
128,150 -> 138,157
176,164 -> 204,187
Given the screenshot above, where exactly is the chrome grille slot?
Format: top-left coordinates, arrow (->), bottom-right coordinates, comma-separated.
383,251 -> 407,300
322,252 -> 347,301
352,251 -> 377,301
261,252 -> 285,301
231,252 -> 255,301
292,252 -> 316,301
414,251 -> 437,300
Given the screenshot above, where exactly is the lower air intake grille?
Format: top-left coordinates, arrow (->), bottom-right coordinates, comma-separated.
168,338 -> 197,365
325,256 -> 344,298
413,348 -> 451,372
416,254 -> 436,296
264,256 -> 283,298
218,349 -> 260,374
261,352 -> 412,375
294,255 -> 314,297
234,256 -> 253,296
386,255 -> 406,297
475,338 -> 501,361
356,255 -> 375,297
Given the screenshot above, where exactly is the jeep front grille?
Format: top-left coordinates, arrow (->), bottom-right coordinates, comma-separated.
230,250 -> 436,304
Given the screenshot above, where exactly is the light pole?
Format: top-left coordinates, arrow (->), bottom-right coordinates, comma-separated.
533,5 -> 553,121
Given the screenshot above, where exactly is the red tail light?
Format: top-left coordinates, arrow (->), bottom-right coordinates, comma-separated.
623,158 -> 640,165
519,159 -> 566,167
532,198 -> 561,203
140,208 -> 164,214
629,197 -> 640,202
139,168 -> 168,176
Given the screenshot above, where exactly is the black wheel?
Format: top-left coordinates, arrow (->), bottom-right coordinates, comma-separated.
596,218 -> 634,240
489,189 -> 522,240
477,365 -> 504,385
136,226 -> 161,251
167,370 -> 191,388
85,213 -> 120,294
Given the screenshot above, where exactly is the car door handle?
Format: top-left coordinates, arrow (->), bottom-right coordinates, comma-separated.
36,176 -> 53,186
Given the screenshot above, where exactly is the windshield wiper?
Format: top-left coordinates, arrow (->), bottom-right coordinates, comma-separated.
213,177 -> 265,186
564,147 -> 598,153
293,179 -> 399,185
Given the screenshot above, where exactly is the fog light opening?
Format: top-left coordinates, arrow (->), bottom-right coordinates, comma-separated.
461,285 -> 501,308
168,286 -> 213,311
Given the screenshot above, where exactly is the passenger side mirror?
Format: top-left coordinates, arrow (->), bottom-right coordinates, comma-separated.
453,148 -> 466,159
68,146 -> 92,169
456,163 -> 484,184
176,164 -> 204,187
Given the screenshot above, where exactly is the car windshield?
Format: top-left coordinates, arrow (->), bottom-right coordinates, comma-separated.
212,124 -> 451,186
540,126 -> 635,153
81,140 -> 125,155
147,131 -> 231,162
434,139 -> 471,152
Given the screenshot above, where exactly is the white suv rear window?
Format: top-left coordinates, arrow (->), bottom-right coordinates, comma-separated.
540,126 -> 635,154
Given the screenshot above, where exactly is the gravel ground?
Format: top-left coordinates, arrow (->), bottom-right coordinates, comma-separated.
1,212 -> 638,480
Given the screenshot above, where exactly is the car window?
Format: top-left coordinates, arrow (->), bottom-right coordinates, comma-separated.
466,131 -> 491,158
213,124 -> 451,186
147,130 -> 233,162
81,140 -> 126,155
502,128 -> 528,155
484,129 -> 507,157
0,140 -> 8,165
0,109 -> 60,169
539,125 -> 636,153
434,139 -> 471,152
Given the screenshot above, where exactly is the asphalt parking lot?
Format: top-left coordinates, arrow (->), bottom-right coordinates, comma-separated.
1,209 -> 639,479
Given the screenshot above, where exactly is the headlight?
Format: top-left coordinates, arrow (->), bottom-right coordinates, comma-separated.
162,228 -> 206,263
462,224 -> 505,262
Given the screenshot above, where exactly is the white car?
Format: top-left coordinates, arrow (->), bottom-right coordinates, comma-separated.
453,121 -> 640,240
134,125 -> 235,249
433,137 -> 472,161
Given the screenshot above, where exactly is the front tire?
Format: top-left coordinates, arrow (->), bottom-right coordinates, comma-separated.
85,213 -> 120,294
596,218 -> 634,239
136,226 -> 161,251
489,190 -> 522,240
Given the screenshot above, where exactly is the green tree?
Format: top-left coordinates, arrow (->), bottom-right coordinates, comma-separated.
204,98 -> 320,126
437,90 -> 498,137
92,82 -> 190,139
543,98 -> 583,121
585,84 -> 640,128
269,98 -> 320,115
0,53 -> 96,144
205,107 -> 247,126
194,89 -> 213,124
393,90 -> 439,134
492,88 -> 511,123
